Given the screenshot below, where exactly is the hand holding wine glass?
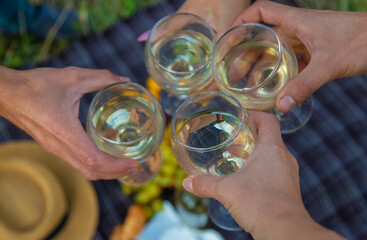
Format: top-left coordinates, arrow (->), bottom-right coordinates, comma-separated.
181,111 -> 345,240
232,1 -> 367,113
171,91 -> 257,230
0,66 -> 139,180
87,82 -> 165,186
212,22 -> 313,133
176,0 -> 250,38
145,12 -> 215,115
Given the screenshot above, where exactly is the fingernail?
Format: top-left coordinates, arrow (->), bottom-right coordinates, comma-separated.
279,96 -> 296,112
119,76 -> 129,82
182,176 -> 193,193
127,167 -> 140,174
137,30 -> 150,42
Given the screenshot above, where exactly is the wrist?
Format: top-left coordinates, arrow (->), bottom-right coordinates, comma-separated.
181,0 -> 250,36
0,66 -> 25,119
0,66 -> 12,117
349,12 -> 367,75
251,203 -> 344,240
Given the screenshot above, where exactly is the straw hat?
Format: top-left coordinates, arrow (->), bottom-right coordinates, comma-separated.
0,141 -> 99,240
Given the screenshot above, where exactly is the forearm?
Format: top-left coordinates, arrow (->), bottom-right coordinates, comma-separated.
251,206 -> 345,240
357,20 -> 367,75
341,11 -> 367,77
0,66 -> 31,124
0,66 -> 16,117
179,0 -> 250,36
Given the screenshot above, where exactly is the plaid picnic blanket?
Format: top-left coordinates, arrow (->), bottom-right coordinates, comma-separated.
0,0 -> 366,239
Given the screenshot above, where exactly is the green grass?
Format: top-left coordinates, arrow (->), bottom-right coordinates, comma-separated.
303,0 -> 367,11
0,0 -> 164,68
28,0 -> 165,34
0,34 -> 69,67
1,0 -> 366,68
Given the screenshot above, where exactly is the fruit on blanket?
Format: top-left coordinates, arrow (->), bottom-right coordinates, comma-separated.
109,204 -> 147,240
121,125 -> 186,218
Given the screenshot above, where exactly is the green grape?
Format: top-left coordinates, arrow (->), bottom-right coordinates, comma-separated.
144,183 -> 162,199
142,205 -> 154,219
161,164 -> 175,177
151,198 -> 163,212
135,191 -> 151,204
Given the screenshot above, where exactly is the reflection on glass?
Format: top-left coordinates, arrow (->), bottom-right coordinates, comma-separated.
87,82 -> 165,186
212,23 -> 313,133
171,91 -> 257,230
145,12 -> 215,115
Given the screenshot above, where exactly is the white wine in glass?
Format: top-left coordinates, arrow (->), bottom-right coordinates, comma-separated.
145,13 -> 215,115
171,91 -> 257,231
148,29 -> 213,93
87,82 -> 165,186
174,110 -> 255,176
215,41 -> 296,110
213,23 -> 313,133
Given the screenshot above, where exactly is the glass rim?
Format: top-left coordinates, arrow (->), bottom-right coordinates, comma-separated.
88,82 -> 158,145
212,23 -> 282,93
171,91 -> 245,152
148,12 -> 216,75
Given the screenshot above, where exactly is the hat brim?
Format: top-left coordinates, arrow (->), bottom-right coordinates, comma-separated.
0,141 -> 99,240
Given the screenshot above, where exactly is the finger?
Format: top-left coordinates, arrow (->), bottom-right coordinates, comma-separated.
78,69 -> 126,93
273,26 -> 305,51
80,160 -> 142,180
57,143 -> 139,180
67,67 -> 129,94
35,126 -> 139,180
276,58 -> 331,112
182,175 -> 223,199
232,1 -> 296,27
57,121 -> 140,178
148,13 -> 215,47
137,30 -> 150,42
73,129 -> 139,172
297,57 -> 308,73
248,110 -> 282,143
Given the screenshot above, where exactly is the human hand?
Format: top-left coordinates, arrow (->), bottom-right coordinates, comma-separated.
0,66 -> 139,180
233,1 -> 367,113
137,0 -> 250,41
138,0 -> 251,94
182,111 -> 345,240
176,0 -> 250,38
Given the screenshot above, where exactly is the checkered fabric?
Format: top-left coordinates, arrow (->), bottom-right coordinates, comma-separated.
0,0 -> 366,239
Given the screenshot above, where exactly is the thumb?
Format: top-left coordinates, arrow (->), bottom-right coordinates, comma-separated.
276,59 -> 330,112
137,30 -> 150,42
182,175 -> 223,199
70,67 -> 130,94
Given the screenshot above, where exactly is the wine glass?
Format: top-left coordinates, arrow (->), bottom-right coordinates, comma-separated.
171,91 -> 257,230
145,12 -> 216,116
212,23 -> 313,134
87,82 -> 165,186
174,188 -> 209,229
